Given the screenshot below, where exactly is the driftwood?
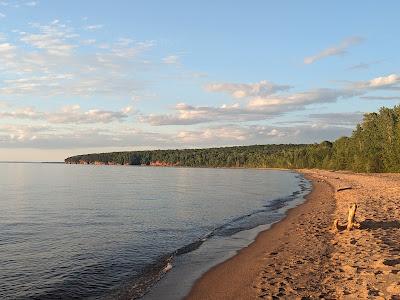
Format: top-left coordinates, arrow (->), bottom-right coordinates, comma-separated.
337,186 -> 352,192
332,203 -> 361,232
332,219 -> 340,232
346,203 -> 360,230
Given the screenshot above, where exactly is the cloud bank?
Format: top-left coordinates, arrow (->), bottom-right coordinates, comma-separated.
0,105 -> 134,124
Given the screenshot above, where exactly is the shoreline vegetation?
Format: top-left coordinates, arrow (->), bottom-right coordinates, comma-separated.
187,170 -> 400,299
65,106 -> 400,173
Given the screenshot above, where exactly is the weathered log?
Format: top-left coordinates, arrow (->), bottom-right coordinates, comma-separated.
337,186 -> 352,192
331,203 -> 361,233
347,203 -> 359,230
332,219 -> 340,232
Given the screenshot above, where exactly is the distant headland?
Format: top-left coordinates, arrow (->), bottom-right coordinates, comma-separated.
65,106 -> 400,173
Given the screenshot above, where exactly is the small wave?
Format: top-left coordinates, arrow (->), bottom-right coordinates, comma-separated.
208,179 -> 311,238
104,255 -> 174,300
163,263 -> 172,272
174,239 -> 205,256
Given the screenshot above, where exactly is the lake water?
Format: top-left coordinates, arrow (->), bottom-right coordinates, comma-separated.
0,163 -> 311,299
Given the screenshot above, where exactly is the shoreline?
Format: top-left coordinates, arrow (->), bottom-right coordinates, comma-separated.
186,170 -> 400,299
64,162 -> 292,172
142,170 -> 310,300
185,170 -> 336,299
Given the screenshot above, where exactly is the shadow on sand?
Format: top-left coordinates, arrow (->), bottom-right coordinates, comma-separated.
359,219 -> 400,230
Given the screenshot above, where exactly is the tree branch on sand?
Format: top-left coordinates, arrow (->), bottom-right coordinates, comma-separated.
332,203 -> 361,232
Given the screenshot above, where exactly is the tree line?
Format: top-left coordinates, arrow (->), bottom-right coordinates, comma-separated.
65,106 -> 400,173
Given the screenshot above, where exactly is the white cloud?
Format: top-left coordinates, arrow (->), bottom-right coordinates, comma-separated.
141,73 -> 399,128
247,88 -> 357,109
0,124 -> 50,143
47,105 -> 134,124
140,102 -> 272,125
0,104 -> 135,124
111,40 -> 154,58
304,36 -> 364,64
367,74 -> 400,88
205,80 -> 292,99
0,124 -> 171,149
307,112 -> 364,126
141,87 -> 358,126
176,125 -> 252,142
0,12 -> 5,18
81,38 -> 96,45
174,124 -> 352,146
0,106 -> 42,120
19,20 -> 78,56
360,95 -> 400,100
25,1 -> 37,6
1,74 -> 73,95
0,42 -> 16,53
0,22 -> 157,99
349,74 -> 400,90
162,55 -> 180,65
0,0 -> 38,8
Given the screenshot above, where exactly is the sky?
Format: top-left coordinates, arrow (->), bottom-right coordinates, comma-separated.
1,1 -> 400,161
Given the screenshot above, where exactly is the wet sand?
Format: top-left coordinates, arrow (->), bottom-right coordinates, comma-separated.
186,170 -> 400,299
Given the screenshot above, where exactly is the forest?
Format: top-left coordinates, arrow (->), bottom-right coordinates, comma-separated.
65,106 -> 400,173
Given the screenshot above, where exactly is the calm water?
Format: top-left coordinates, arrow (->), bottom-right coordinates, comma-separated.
0,163 -> 310,299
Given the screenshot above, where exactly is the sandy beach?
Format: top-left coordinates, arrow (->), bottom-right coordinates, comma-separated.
186,170 -> 400,299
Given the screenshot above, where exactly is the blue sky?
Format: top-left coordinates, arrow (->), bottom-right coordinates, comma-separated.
1,0 -> 400,161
